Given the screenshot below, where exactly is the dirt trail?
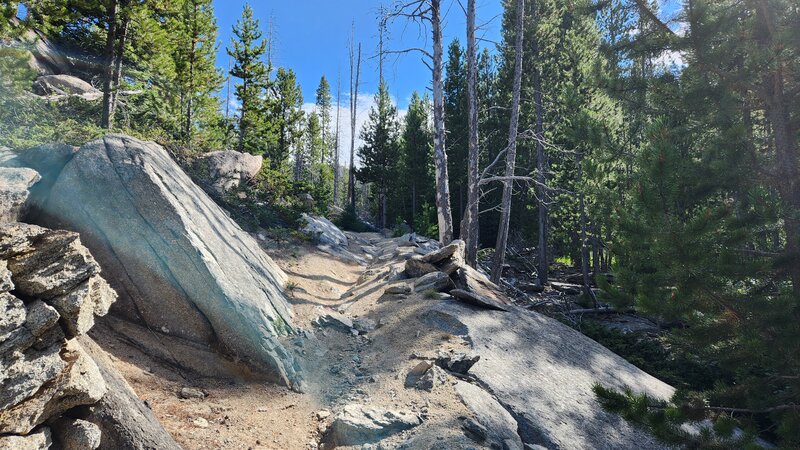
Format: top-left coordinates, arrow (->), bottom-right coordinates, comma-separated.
90,233 -> 482,450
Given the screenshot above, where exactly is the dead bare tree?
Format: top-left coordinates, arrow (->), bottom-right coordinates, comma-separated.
348,27 -> 362,210
387,0 -> 454,244
333,70 -> 342,206
532,0 -> 548,286
490,0 -> 525,283
460,0 -> 480,267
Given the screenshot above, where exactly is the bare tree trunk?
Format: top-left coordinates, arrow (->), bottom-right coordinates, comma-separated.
349,40 -> 362,210
753,0 -> 800,296
490,0 -> 525,283
460,0 -> 480,267
533,0 -> 548,286
184,1 -> 197,146
108,3 -> 129,129
431,0 -> 454,244
333,72 -> 342,206
578,153 -> 598,307
101,0 -> 119,130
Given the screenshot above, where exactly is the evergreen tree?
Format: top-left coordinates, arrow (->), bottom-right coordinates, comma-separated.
356,82 -> 401,229
227,3 -> 269,154
171,0 -> 223,149
401,91 -> 436,233
269,67 -> 304,171
315,76 -> 333,163
443,39 -> 468,236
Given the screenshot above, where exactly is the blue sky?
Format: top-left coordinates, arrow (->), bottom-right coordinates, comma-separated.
212,0 -> 505,111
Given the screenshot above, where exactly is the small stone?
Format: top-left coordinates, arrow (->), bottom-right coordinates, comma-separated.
436,350 -> 481,375
192,417 -> 209,428
316,409 -> 331,420
385,284 -> 412,295
179,387 -> 205,400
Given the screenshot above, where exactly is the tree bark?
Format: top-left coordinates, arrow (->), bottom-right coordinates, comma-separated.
101,0 -> 119,130
533,0 -> 548,286
431,0 -> 454,244
334,73 -> 342,206
490,0 -> 525,283
753,0 -> 800,296
108,2 -> 129,129
184,1 -> 197,146
349,41 -> 361,210
578,153 -> 598,307
461,0 -> 480,267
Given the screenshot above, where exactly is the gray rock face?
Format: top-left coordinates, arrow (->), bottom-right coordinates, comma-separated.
404,258 -> 438,278
0,167 -> 40,222
414,271 -> 454,293
384,283 -> 412,295
0,223 -> 117,438
51,417 -> 101,450
0,340 -> 105,434
454,381 -> 524,450
0,427 -> 52,450
41,134 -> 300,387
196,150 -> 262,195
327,404 -> 422,446
301,213 -> 348,247
419,239 -> 464,264
427,302 -> 675,450
79,337 -> 181,450
34,75 -> 101,100
17,26 -> 72,75
450,288 -> 509,312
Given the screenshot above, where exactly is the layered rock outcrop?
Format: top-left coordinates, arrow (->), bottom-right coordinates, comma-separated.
39,134 -> 301,388
0,223 -> 111,448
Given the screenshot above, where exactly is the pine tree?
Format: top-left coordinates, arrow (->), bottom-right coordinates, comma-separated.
269,67 -> 304,171
444,39 -> 468,236
401,91 -> 436,233
227,3 -> 269,154
356,81 -> 401,229
172,0 -> 223,149
315,76 -> 333,164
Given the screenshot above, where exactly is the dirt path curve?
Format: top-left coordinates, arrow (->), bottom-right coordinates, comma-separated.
89,232 -> 480,450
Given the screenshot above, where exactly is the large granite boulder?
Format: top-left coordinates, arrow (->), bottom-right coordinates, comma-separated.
34,75 -> 102,101
301,213 -> 348,247
195,149 -> 262,195
0,167 -> 40,222
41,134 -> 301,388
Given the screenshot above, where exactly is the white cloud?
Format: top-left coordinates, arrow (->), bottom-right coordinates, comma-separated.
302,92 -> 407,167
654,49 -> 686,71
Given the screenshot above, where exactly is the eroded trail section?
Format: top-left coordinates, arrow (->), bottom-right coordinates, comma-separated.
94,231 -> 674,450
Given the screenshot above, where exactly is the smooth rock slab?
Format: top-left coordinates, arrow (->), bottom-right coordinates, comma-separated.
455,381 -> 524,450
328,404 -> 421,446
419,239 -> 464,264
426,302 -> 675,450
42,134 -> 299,387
